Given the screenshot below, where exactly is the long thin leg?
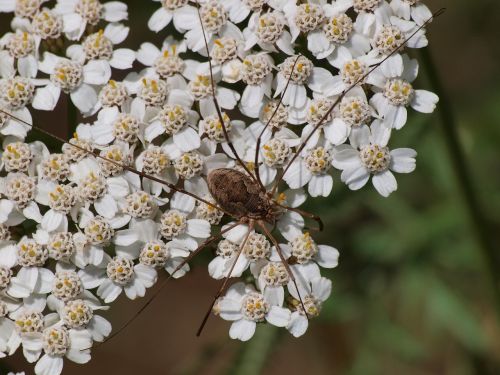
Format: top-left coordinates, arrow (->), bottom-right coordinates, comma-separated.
253,54 -> 302,189
275,203 -> 324,232
194,0 -> 261,188
0,109 -> 229,215
258,221 -> 309,319
196,220 -> 254,336
270,9 -> 445,196
92,221 -> 242,349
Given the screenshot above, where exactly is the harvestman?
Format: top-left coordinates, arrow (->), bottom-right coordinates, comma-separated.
0,7 -> 444,343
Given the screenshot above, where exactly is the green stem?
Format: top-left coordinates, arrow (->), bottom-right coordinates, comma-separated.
229,324 -> 280,375
420,47 -> 500,315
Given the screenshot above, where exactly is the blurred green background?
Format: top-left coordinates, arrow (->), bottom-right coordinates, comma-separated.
3,0 -> 500,374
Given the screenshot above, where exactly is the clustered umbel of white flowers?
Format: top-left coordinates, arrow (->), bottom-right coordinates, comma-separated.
0,0 -> 437,372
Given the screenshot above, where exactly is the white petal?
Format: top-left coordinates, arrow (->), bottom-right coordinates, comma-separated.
411,90 -> 439,113
309,67 -> 335,95
0,51 -> 15,78
308,174 -> 333,198
124,280 -> 141,299
145,121 -> 165,142
412,3 -> 433,26
372,170 -> 397,197
0,0 -> 15,12
32,84 -> 61,111
241,84 -> 265,114
208,256 -> 226,280
370,120 -> 392,146
41,209 -> 64,232
34,354 -> 63,375
7,277 -> 33,298
115,242 -> 141,260
67,330 -> 91,361
106,177 -> 130,197
332,147 -> 361,170
38,52 -> 59,74
223,223 -> 249,244
35,267 -> 55,294
287,312 -> 308,337
380,54 -> 403,77
66,44 -> 86,64
167,89 -> 194,107
90,123 -> 114,145
113,229 -> 139,246
104,22 -> 129,44
78,266 -> 105,289
324,119 -> 349,145
110,48 -> 136,70
173,126 -> 201,152
226,1 -> 250,23
103,1 -> 128,22
83,60 -> 111,85
307,30 -> 333,58
341,166 -> 370,190
385,105 -> 407,130
94,194 -> 117,219
88,315 -> 112,342
148,7 -> 172,32
137,42 -> 160,66
96,279 -> 122,303
170,191 -> 195,213
164,257 -> 190,278
216,87 -> 240,110
276,30 -> 295,55
11,267 -> 38,294
18,55 -> 38,78
317,245 -> 339,268
390,148 -> 417,173
311,277 -> 332,302
266,306 -> 291,327
134,264 -> 157,287
70,84 -> 98,115
218,298 -> 244,321
186,219 -> 211,238
23,294 -> 46,313
283,160 -> 312,189
401,55 -> 419,82
0,244 -> 16,268
66,347 -> 91,364
22,201 -> 43,223
229,319 -> 256,341
349,125 -> 370,148
277,211 -> 304,242
263,286 -> 284,306
282,83 -> 307,109
223,254 -> 249,278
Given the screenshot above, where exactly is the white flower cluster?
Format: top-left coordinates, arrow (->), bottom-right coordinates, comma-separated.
0,0 -> 438,372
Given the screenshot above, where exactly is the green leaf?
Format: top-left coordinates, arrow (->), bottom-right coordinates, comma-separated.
426,276 -> 486,351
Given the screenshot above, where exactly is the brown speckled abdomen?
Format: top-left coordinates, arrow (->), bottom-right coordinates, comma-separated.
207,168 -> 271,220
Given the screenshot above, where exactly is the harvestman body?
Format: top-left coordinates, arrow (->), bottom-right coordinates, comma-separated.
207,168 -> 281,224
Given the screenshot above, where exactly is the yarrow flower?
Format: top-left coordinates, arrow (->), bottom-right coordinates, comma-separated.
54,0 -> 128,41
66,23 -> 136,71
33,53 -> 111,115
368,54 -> 438,129
0,0 -> 440,370
215,282 -> 291,341
332,120 -> 417,196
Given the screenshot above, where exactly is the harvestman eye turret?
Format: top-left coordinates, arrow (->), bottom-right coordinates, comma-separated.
0,6 -> 445,346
